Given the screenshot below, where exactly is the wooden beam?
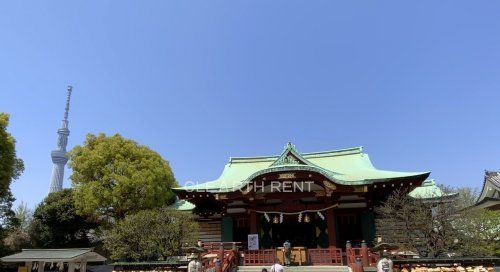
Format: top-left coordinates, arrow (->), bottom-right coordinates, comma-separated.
250,210 -> 257,234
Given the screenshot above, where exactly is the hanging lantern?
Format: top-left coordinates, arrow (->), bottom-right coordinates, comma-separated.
304,214 -> 311,223
273,215 -> 279,224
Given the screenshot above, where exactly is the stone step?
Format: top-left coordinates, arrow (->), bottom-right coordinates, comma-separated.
237,265 -> 350,272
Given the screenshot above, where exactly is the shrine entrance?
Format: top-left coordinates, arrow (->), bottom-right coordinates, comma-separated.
270,216 -> 317,248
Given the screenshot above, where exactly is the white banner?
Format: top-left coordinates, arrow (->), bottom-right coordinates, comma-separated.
248,234 -> 259,250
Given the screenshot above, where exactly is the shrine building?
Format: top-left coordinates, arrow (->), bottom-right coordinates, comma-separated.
172,143 -> 430,250
473,171 -> 500,210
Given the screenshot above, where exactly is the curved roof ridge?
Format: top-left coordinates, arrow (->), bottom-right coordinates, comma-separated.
302,146 -> 363,157
229,155 -> 278,163
228,146 -> 363,163
477,170 -> 500,202
484,170 -> 500,189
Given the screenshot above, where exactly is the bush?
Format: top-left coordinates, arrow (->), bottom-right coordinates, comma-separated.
104,208 -> 199,261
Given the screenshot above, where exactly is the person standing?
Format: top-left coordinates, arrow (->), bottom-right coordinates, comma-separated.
214,257 -> 222,272
376,251 -> 393,272
283,240 -> 291,266
188,253 -> 203,272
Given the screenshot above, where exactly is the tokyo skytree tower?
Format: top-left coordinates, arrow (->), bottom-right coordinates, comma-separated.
48,86 -> 73,193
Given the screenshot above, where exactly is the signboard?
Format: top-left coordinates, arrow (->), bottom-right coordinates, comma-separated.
248,234 -> 259,250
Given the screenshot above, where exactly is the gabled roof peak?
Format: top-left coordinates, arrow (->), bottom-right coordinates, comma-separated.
283,141 -> 296,151
270,142 -> 309,167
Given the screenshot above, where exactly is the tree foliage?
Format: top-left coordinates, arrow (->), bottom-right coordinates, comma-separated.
0,191 -> 21,256
452,209 -> 500,257
103,208 -> 198,261
439,185 -> 480,210
376,189 -> 457,257
376,188 -> 500,257
0,113 -> 24,256
4,202 -> 33,253
69,134 -> 177,221
0,113 -> 24,200
14,202 -> 32,231
29,189 -> 97,248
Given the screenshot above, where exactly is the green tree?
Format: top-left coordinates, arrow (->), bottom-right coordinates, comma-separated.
103,208 -> 198,261
0,113 -> 24,256
69,134 -> 177,221
452,209 -> 500,257
0,113 -> 24,200
29,189 -> 97,248
0,191 -> 20,256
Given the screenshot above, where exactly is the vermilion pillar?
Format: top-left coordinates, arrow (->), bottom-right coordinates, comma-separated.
326,209 -> 337,247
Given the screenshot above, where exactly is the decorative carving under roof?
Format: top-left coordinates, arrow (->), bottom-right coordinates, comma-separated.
270,142 -> 309,167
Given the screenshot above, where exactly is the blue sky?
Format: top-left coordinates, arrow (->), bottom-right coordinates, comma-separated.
1,1 -> 499,208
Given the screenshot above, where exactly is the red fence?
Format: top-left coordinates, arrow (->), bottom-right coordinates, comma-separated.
308,247 -> 343,265
243,249 -> 276,266
205,241 -> 379,268
346,246 -> 379,268
243,247 -> 344,266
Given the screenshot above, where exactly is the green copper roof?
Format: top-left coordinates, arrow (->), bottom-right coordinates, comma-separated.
0,248 -> 107,262
409,179 -> 456,199
169,198 -> 196,211
113,256 -> 188,266
175,143 -> 429,193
